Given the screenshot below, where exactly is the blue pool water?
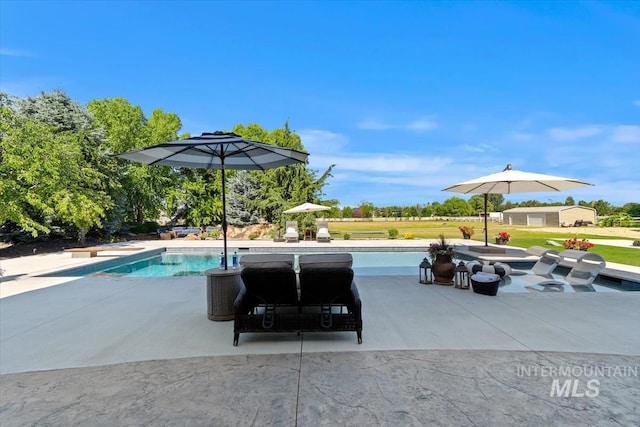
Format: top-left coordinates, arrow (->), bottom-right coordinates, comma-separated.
92,251 -> 431,278
47,250 -> 633,293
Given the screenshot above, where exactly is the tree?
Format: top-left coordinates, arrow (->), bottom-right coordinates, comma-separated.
359,201 -> 375,218
226,171 -> 261,226
87,99 -> 181,224
487,194 -> 505,211
438,197 -> 471,217
342,206 -> 353,218
1,91 -> 112,242
623,203 -> 640,217
590,200 -> 612,216
468,195 -> 494,215
565,196 -> 575,206
237,122 -> 334,224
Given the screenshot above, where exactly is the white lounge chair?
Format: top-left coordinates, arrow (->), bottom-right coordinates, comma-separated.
284,221 -> 299,243
316,219 -> 331,243
522,251 -> 606,292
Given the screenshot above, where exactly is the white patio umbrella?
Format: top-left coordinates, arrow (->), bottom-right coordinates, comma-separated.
116,131 -> 308,269
283,202 -> 330,214
443,164 -> 594,246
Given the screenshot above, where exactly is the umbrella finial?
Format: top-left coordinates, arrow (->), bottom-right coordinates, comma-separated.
503,164 -> 512,171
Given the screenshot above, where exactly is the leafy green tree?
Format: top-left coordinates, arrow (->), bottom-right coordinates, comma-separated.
623,203 -> 640,217
342,206 -> 353,218
236,122 -> 334,224
439,197 -> 471,216
565,196 -> 575,206
87,99 -> 181,224
1,93 -> 111,241
405,205 -> 419,217
468,195 -> 494,215
487,194 -> 505,211
359,201 -> 375,218
590,199 -> 612,216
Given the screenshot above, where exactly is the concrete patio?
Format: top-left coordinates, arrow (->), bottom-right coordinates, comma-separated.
1,239 -> 639,425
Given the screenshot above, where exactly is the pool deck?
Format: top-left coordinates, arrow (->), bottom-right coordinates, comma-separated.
1,238 -> 640,425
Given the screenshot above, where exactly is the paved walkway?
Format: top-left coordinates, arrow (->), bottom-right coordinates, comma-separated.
1,239 -> 639,426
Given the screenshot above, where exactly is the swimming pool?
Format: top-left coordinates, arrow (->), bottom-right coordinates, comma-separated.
47,249 -> 633,293
92,251 -> 433,278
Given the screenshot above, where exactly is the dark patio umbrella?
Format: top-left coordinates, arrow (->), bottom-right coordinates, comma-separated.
116,131 -> 309,269
443,164 -> 593,246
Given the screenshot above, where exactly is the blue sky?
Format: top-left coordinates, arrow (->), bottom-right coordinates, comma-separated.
1,1 -> 639,207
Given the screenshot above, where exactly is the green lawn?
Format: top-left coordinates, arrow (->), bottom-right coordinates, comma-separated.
327,220 -> 640,267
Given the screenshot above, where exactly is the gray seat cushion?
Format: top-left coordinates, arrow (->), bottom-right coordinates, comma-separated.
299,253 -> 353,269
239,254 -> 295,268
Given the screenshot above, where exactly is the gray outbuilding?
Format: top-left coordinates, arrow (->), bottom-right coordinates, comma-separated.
503,206 -> 597,227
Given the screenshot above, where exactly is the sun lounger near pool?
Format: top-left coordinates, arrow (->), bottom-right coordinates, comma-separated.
522,252 -> 606,291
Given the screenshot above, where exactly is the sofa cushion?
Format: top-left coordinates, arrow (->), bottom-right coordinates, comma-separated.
298,266 -> 356,308
240,267 -> 298,306
299,253 -> 352,269
239,254 -> 295,268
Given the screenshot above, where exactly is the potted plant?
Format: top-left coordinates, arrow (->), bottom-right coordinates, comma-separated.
563,237 -> 595,251
495,231 -> 510,245
458,225 -> 475,239
428,234 -> 456,284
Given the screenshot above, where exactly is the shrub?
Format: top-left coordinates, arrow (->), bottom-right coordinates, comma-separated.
209,229 -> 220,239
403,232 -> 415,239
248,233 -> 258,240
388,228 -> 399,239
343,233 -> 351,240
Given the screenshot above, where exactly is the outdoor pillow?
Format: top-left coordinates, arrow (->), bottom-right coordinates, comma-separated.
239,254 -> 295,268
318,227 -> 329,234
286,227 -> 297,234
299,253 -> 352,269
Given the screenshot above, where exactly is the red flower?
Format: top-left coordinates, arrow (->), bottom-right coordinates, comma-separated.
563,238 -> 595,251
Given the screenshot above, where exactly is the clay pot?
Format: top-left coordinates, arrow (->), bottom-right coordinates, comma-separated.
432,254 -> 455,285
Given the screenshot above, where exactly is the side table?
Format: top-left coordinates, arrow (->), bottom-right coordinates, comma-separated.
205,268 -> 243,321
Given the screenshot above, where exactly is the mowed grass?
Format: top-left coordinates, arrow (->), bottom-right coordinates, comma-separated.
327,220 -> 640,267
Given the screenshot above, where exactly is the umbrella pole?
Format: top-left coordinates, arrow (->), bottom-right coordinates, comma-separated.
221,163 -> 228,270
484,193 -> 488,246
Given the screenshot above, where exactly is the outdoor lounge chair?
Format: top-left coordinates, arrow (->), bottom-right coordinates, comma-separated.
234,266 -> 299,346
522,251 -> 606,292
510,247 -> 562,276
284,221 -> 299,243
298,266 -> 362,343
316,219 -> 331,243
233,253 -> 362,345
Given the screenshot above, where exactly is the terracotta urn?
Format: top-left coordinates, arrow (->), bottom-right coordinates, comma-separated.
432,254 -> 455,285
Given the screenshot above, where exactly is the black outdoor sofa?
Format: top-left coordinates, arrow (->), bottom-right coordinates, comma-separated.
232,254 -> 362,346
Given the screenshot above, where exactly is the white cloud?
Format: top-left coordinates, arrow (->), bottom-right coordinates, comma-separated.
0,47 -> 32,57
297,129 -> 349,154
356,117 -> 438,132
610,125 -> 640,143
633,100 -> 640,107
547,126 -> 603,141
512,132 -> 534,142
406,118 -> 438,132
356,119 -> 393,130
